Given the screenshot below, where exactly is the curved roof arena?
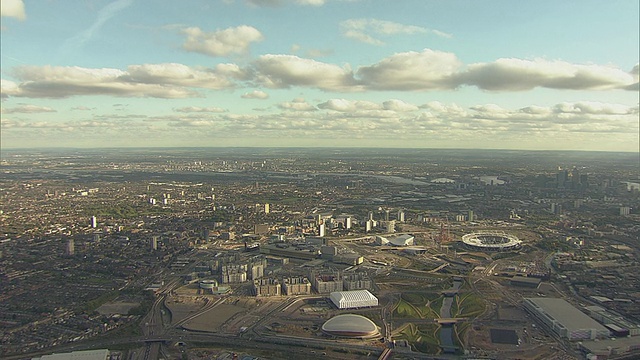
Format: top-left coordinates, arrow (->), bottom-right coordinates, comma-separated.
321,314 -> 379,338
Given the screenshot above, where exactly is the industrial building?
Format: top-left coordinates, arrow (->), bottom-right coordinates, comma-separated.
509,276 -> 541,288
583,305 -> 640,336
329,290 -> 378,309
523,297 -> 610,340
321,314 -> 380,338
32,349 -> 110,360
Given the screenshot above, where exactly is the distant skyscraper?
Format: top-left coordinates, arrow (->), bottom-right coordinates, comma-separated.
319,223 -> 326,237
468,210 -> 475,222
345,217 -> 352,229
66,239 -> 75,256
264,203 -> 270,214
91,216 -> 97,228
151,236 -> 159,250
556,169 -> 568,188
620,207 -> 631,216
385,209 -> 390,221
397,210 -> 405,222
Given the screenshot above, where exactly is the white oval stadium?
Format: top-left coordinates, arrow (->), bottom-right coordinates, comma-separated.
462,231 -> 522,251
321,314 -> 380,338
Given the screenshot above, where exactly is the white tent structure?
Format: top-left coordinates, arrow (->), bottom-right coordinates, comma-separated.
329,290 -> 378,309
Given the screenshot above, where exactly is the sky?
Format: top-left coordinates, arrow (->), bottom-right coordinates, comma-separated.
1,0 -> 638,151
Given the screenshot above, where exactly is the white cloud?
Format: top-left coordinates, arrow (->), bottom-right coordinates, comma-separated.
341,18 -> 450,45
1,79 -> 21,98
382,99 -> 419,112
317,98 -> 381,112
278,98 -> 317,111
4,64 -> 238,98
174,106 -> 227,113
296,0 -> 325,6
1,104 -> 56,114
253,54 -> 360,91
456,58 -> 637,91
552,101 -> 634,115
181,26 -> 264,57
124,63 -> 235,89
1,0 -> 26,20
241,90 -> 269,99
357,49 -> 461,90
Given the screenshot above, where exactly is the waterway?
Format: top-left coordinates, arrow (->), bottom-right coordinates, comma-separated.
439,278 -> 463,353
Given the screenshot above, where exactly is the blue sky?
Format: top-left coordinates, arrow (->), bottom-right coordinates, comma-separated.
1,0 -> 638,150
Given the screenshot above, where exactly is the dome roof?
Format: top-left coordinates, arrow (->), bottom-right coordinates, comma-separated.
321,314 -> 379,338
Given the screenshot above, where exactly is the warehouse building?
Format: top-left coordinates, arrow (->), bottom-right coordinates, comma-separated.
329,290 -> 378,309
523,297 -> 610,340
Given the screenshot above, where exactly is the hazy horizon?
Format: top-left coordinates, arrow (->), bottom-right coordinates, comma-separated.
1,0 -> 638,151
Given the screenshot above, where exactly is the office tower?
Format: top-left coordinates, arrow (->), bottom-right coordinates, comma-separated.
91,216 -> 97,228
468,210 -> 474,222
345,217 -> 352,229
151,236 -> 159,250
397,210 -> 405,222
385,209 -> 390,221
264,203 -> 270,214
556,169 -> 568,188
319,223 -> 326,237
368,211 -> 374,221
365,220 -> 372,232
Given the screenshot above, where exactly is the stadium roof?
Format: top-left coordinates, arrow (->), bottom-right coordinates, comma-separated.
524,298 -> 609,332
322,314 -> 378,337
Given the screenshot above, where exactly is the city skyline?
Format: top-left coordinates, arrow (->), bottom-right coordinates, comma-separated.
1,0 -> 638,151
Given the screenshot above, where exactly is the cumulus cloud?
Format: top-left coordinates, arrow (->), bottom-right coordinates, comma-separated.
1,104 -> 56,114
3,63 -> 238,99
357,49 -> 461,90
253,54 -> 360,91
174,106 -> 227,113
3,50 -> 637,99
278,98 -> 317,111
383,99 -> 419,112
123,63 -> 235,89
318,98 -> 381,112
455,58 -> 637,91
341,18 -> 450,45
181,26 -> 264,57
241,90 -> 269,99
1,0 -> 26,20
